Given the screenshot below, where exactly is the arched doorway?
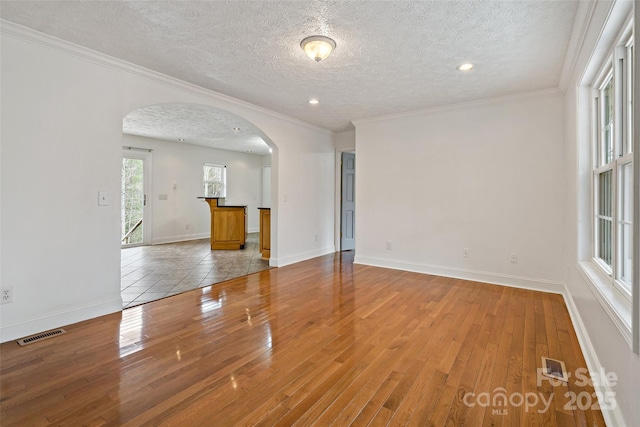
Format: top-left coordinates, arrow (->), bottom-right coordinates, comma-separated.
120,103 -> 276,307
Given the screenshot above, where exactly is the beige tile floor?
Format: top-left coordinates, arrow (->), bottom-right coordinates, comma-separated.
121,233 -> 270,308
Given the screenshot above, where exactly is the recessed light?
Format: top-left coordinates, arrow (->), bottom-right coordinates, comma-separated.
268,147 -> 273,153
457,63 -> 474,71
308,99 -> 319,105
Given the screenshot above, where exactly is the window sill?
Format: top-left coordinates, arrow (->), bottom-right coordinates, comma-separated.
578,261 -> 632,348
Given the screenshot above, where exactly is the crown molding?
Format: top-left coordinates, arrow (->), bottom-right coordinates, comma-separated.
351,87 -> 563,127
576,0 -> 634,87
559,1 -> 598,92
0,20 -> 333,136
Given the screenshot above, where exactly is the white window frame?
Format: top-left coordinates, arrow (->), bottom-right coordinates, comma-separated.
591,31 -> 634,302
203,163 -> 227,198
580,14 -> 635,351
592,70 -> 615,279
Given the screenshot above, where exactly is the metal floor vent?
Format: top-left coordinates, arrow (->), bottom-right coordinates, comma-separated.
541,356 -> 569,382
17,328 -> 66,346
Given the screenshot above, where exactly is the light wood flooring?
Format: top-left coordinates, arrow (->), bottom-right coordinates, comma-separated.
0,252 -> 605,426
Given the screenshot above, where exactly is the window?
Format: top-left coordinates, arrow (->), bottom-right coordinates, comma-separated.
592,33 -> 634,299
203,163 -> 226,197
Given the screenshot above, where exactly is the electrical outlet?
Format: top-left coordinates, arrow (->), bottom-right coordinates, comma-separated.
386,241 -> 392,250
314,234 -> 318,242
1,287 -> 14,304
463,248 -> 470,258
98,191 -> 109,206
510,253 -> 518,264
185,223 -> 190,231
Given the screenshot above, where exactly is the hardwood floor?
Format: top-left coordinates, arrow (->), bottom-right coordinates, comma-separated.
0,252 -> 606,426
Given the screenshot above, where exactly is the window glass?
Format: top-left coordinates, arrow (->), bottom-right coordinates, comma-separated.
602,78 -> 614,165
625,43 -> 634,155
203,164 -> 226,197
597,170 -> 613,267
619,162 -> 633,283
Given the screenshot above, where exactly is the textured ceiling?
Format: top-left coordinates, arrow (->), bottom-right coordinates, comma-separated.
124,104 -> 271,155
2,0 -> 578,135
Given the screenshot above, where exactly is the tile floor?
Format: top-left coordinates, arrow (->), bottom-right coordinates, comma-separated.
121,233 -> 270,308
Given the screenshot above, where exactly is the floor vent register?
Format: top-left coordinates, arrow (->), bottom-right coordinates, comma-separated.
17,328 -> 67,346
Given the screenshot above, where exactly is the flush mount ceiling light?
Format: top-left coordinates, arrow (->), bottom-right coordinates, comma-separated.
301,35 -> 336,62
308,98 -> 320,105
457,63 -> 474,71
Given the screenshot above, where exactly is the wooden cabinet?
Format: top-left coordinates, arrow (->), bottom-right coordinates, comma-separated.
259,208 -> 270,260
200,198 -> 247,250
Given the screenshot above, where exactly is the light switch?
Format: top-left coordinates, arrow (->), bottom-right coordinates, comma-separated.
98,191 -> 109,206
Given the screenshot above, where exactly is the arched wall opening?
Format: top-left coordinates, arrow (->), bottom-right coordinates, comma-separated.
121,102 -> 279,265
0,27 -> 336,343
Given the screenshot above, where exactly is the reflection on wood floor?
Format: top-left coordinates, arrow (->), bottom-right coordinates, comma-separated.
0,252 -> 605,426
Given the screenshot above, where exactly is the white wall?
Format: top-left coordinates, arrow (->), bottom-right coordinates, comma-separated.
353,91 -> 566,292
0,24 -> 335,342
271,125 -> 335,265
122,135 -> 265,241
561,1 -> 639,426
1,30 -> 124,342
333,129 -> 356,152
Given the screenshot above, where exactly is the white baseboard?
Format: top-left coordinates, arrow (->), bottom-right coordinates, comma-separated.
152,231 -> 260,246
271,246 -> 335,267
151,233 -> 209,245
248,227 -> 259,233
562,284 -> 627,427
353,256 -> 565,294
0,297 -> 123,343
